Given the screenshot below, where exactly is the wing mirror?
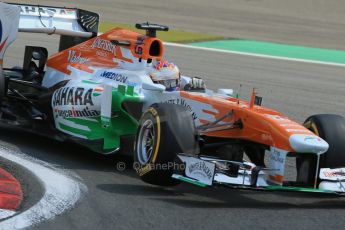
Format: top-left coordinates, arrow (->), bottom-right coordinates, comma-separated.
32,51 -> 43,61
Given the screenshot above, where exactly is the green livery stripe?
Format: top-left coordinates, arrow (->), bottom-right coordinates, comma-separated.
59,122 -> 89,138
126,86 -> 134,96
266,186 -> 335,193
60,117 -> 104,140
82,80 -> 100,84
101,116 -> 111,122
117,85 -> 126,94
173,175 -> 208,187
57,84 -> 141,152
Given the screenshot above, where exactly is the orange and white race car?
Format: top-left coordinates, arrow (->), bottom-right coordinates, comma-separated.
1,3 -> 345,194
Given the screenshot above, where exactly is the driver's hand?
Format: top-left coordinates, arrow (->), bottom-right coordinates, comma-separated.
184,77 -> 206,91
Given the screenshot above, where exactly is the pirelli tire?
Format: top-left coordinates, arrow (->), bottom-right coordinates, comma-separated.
134,103 -> 199,186
297,114 -> 345,185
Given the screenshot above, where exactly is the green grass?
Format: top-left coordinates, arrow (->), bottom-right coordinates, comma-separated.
99,22 -> 224,43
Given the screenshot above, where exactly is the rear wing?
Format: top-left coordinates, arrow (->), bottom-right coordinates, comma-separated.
0,2 -> 100,97
8,3 -> 99,38
0,2 -> 20,97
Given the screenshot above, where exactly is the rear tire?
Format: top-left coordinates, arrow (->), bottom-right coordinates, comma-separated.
0,68 -> 5,99
297,114 -> 345,185
134,103 -> 199,186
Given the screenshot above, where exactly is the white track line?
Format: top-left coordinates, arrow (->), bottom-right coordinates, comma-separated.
0,146 -> 87,230
164,42 -> 345,68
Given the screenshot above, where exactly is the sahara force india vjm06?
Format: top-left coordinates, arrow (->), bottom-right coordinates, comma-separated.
1,2 -> 345,194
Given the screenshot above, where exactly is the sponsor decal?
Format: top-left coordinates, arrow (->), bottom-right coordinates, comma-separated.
18,5 -> 77,19
320,168 -> 345,180
323,170 -> 345,178
93,87 -> 103,97
163,98 -> 198,119
178,155 -> 217,185
137,164 -> 154,177
304,137 -> 321,142
269,148 -> 284,164
91,38 -> 115,54
267,147 -> 288,185
52,87 -> 94,107
68,50 -> 89,64
147,107 -> 158,116
188,161 -> 214,180
54,107 -> 100,118
99,71 -> 128,83
135,36 -> 145,55
181,157 -> 215,186
96,50 -> 108,58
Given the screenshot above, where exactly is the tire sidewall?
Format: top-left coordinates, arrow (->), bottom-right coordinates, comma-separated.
134,106 -> 163,178
134,103 -> 198,186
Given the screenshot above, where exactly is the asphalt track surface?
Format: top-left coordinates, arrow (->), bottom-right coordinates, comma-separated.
2,1 -> 345,230
6,0 -> 345,49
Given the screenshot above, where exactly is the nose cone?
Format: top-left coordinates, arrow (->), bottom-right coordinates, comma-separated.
289,134 -> 329,154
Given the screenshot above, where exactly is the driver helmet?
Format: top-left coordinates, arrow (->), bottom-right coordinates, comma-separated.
148,60 -> 180,91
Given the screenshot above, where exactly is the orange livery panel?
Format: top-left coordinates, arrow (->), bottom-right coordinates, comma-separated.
181,91 -> 315,152
47,28 -> 164,75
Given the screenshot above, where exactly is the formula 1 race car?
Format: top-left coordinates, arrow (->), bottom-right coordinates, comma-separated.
1,3 -> 345,194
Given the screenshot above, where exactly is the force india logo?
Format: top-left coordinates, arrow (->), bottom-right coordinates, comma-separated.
54,107 -> 100,118
52,87 -> 100,118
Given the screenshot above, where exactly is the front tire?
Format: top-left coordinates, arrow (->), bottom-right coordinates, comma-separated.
134,103 -> 199,186
297,114 -> 345,186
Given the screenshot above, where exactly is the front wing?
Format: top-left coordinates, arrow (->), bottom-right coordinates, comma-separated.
172,153 -> 345,195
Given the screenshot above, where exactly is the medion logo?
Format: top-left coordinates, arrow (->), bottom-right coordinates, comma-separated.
91,38 -> 115,54
53,87 -> 94,107
100,71 -> 128,83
